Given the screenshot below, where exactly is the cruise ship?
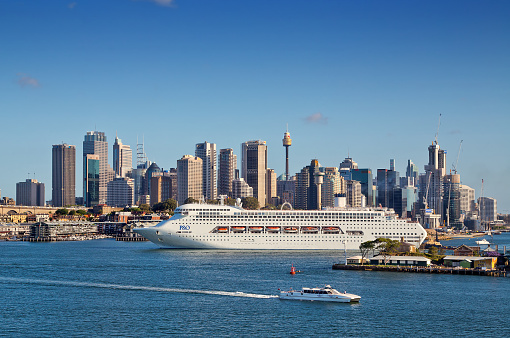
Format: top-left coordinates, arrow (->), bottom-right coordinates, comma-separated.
133,202 -> 427,250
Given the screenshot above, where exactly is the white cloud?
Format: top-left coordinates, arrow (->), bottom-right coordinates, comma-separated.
305,112 -> 328,124
149,0 -> 175,7
17,74 -> 40,88
68,2 -> 77,9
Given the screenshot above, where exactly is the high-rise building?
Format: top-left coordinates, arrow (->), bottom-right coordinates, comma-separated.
266,168 -> 277,205
16,179 -> 45,206
443,174 -> 462,228
107,177 -> 134,207
351,168 -> 373,206
84,154 -> 100,207
345,180 -> 362,207
177,155 -> 203,205
150,170 -> 177,206
113,135 -> 133,178
459,184 -> 475,214
339,157 -> 358,181
195,141 -> 217,201
322,167 -> 343,208
52,144 -> 76,207
83,131 -> 114,204
231,177 -> 253,199
377,168 -> 399,208
420,142 -> 446,216
406,159 -> 419,187
277,175 -> 296,207
218,148 -> 237,198
479,197 -> 497,224
144,162 -> 161,197
241,140 -> 267,207
131,161 -> 151,205
294,159 -> 321,210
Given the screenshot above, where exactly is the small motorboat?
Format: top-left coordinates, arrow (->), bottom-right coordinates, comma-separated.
279,285 -> 360,303
475,239 -> 490,245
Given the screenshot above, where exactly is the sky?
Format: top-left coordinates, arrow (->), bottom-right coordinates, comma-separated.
1,0 -> 509,212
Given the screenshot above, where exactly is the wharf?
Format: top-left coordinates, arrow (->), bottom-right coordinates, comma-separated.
332,264 -> 508,277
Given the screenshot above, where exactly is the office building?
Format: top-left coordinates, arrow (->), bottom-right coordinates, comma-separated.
177,155 -> 203,205
294,159 -> 321,210
218,148 -> 237,197
195,141 -> 217,201
241,140 -> 267,207
443,174 -> 462,228
231,177 -> 253,199
277,175 -> 295,207
107,177 -> 134,207
83,131 -> 114,204
406,159 -> 419,187
144,162 -> 162,197
322,167 -> 343,208
479,197 -> 497,224
351,168 -> 373,206
150,170 -> 178,206
420,142 -> 446,217
52,144 -> 76,207
377,168 -> 399,208
266,168 -> 277,205
459,184 -> 476,214
345,180 -> 362,207
339,157 -> 358,181
84,154 -> 100,207
113,135 -> 133,177
16,179 -> 45,206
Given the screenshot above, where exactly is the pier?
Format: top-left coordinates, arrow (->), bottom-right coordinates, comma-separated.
332,263 -> 508,277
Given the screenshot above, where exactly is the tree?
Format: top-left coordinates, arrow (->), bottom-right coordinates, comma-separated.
139,204 -> 151,213
55,208 -> 69,216
359,240 -> 376,265
184,197 -> 198,205
206,199 -> 220,205
374,238 -> 400,265
76,210 -> 87,216
69,210 -> 76,216
225,198 -> 236,206
241,197 -> 259,210
153,198 -> 177,213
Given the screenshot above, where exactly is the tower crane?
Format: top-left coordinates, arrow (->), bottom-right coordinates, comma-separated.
452,140 -> 463,174
434,114 -> 442,145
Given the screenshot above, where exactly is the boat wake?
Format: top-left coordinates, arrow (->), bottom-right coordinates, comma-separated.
0,276 -> 278,299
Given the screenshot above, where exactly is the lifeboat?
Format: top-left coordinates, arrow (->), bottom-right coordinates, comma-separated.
249,226 -> 263,232
301,227 -> 319,233
231,226 -> 246,232
266,226 -> 281,232
323,227 -> 340,233
217,227 -> 228,233
284,227 -> 298,233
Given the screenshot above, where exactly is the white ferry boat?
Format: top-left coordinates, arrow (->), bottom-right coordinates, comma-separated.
279,285 -> 360,303
133,202 -> 427,250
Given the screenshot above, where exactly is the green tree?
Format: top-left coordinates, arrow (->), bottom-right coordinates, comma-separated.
184,197 -> 198,205
359,240 -> 376,265
241,197 -> 259,210
375,238 -> 400,265
206,199 -> 220,205
76,210 -> 87,216
225,198 -> 236,206
55,208 -> 69,216
69,210 -> 76,216
139,204 -> 151,213
153,198 -> 177,213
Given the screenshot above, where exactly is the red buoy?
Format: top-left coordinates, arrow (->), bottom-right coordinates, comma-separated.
290,264 -> 296,275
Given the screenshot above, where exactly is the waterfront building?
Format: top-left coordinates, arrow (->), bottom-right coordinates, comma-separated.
113,135 -> 133,178
266,168 -> 277,205
459,184 -> 476,214
478,197 -> 497,224
231,177 -> 253,199
16,179 -> 45,206
177,155 -> 203,205
322,167 -> 343,208
351,168 -> 373,206
294,160 -> 321,210
419,142 -> 447,220
195,141 -> 217,201
241,140 -> 267,207
107,177 -> 134,207
84,154 -> 100,207
218,148 -> 237,198
150,170 -> 177,206
345,180 -> 362,207
83,131 -> 114,204
52,144 -> 76,207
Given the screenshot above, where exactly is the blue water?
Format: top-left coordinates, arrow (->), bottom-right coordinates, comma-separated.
1,236 -> 510,337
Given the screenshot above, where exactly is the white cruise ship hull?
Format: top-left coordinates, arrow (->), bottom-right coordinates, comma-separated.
134,203 -> 427,250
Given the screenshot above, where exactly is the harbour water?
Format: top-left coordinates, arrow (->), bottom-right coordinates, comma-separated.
1,235 -> 510,337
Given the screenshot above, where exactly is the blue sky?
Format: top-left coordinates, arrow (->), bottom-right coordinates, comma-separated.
1,0 -> 509,212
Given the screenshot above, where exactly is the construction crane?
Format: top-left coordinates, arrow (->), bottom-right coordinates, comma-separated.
434,113 -> 442,145
452,140 -> 463,174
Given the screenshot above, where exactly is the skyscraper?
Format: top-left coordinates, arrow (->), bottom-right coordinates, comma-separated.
218,148 -> 237,197
113,135 -> 133,178
351,168 -> 373,206
84,154 -> 100,207
294,159 -> 321,210
322,167 -> 343,208
266,168 -> 277,205
195,141 -> 217,201
420,142 -> 447,219
241,140 -> 267,207
52,144 -> 76,207
150,170 -> 177,206
16,179 -> 45,206
83,131 -> 114,204
177,155 -> 203,205
107,177 -> 134,207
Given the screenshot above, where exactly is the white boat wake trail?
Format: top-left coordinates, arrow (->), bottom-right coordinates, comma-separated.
0,277 -> 278,299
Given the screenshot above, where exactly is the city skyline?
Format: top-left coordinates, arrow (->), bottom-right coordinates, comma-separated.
1,1 -> 509,211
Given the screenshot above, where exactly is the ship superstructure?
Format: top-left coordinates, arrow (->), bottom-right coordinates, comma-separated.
134,203 -> 427,250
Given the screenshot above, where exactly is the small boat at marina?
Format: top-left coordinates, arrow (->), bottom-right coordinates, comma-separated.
279,285 -> 360,303
475,239 -> 490,245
